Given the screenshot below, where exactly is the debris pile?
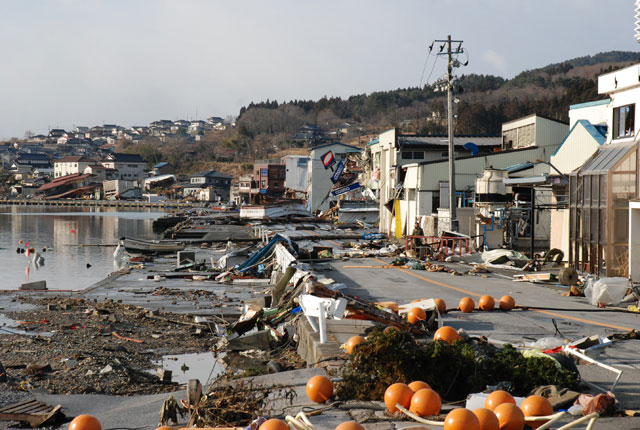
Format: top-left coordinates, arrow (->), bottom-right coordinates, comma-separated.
336,328 -> 579,402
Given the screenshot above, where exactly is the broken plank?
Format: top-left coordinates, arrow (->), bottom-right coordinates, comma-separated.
0,400 -> 62,428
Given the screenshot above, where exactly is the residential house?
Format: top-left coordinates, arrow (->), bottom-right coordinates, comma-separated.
252,160 -> 286,198
293,124 -> 331,146
307,142 -> 362,213
231,175 -> 256,204
183,169 -> 233,201
101,153 -> 147,181
151,162 -> 176,176
10,153 -> 52,177
54,156 -> 97,178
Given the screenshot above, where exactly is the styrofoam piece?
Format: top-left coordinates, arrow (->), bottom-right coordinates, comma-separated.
465,392 -> 525,410
398,298 -> 437,314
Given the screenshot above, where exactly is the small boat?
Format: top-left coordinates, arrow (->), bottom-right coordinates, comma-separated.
119,237 -> 186,254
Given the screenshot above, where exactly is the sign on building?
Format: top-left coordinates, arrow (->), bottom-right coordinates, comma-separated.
330,160 -> 345,184
321,151 -> 335,169
330,181 -> 362,196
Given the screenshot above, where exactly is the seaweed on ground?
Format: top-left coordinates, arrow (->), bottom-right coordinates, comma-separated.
335,328 -> 578,402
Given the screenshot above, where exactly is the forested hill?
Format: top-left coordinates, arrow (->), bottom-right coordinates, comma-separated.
236,51 -> 639,139
119,51 -> 639,174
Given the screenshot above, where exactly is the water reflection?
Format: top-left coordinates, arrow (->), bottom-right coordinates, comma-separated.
0,205 -> 165,290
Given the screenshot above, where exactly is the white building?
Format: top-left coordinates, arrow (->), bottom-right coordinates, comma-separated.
381,115 -> 568,237
307,142 -> 362,213
283,155 -> 309,193
54,156 -> 97,178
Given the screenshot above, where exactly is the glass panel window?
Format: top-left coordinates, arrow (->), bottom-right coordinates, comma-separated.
402,151 -> 413,160
413,151 -> 425,160
613,104 -> 635,139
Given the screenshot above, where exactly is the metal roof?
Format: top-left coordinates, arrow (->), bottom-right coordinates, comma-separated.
578,141 -> 636,174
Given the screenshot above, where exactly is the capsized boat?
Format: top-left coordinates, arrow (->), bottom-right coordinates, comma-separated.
119,237 -> 186,254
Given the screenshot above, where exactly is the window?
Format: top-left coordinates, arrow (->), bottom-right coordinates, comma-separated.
613,104 -> 635,139
413,151 -> 425,160
402,151 -> 413,160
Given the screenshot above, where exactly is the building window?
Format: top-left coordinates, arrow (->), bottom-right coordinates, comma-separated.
402,151 -> 413,160
613,104 -> 635,139
413,151 -> 425,160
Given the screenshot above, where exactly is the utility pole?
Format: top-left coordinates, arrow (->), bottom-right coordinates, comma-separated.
434,35 -> 465,232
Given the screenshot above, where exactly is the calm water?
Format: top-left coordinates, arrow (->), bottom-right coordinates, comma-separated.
0,205 -> 165,291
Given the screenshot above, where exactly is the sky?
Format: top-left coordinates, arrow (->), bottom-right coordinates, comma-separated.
0,0 -> 638,139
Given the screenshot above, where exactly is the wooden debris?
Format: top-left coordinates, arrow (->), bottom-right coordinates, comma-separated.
0,399 -> 62,428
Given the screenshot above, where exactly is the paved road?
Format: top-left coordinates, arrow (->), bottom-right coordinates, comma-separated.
326,257 -> 640,418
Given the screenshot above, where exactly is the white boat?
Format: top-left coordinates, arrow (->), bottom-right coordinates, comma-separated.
240,202 -> 309,220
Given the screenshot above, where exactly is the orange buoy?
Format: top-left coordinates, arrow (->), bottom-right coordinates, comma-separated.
434,298 -> 447,314
306,375 -> 333,403
499,295 -> 516,311
493,403 -> 525,430
384,382 -> 413,413
156,427 -> 173,430
259,418 -> 289,430
407,307 -> 427,324
408,380 -> 431,392
484,390 -> 515,411
411,298 -> 427,303
478,295 -> 495,311
521,395 -> 553,429
433,326 -> 461,344
346,335 -> 366,354
409,388 -> 442,417
444,408 -> 480,430
458,297 -> 475,313
69,415 -> 102,430
335,421 -> 365,430
473,408 -> 499,430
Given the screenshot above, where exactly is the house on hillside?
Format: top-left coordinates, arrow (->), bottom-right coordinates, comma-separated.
151,162 -> 175,176
10,153 -> 52,178
101,153 -> 147,180
54,156 -> 97,178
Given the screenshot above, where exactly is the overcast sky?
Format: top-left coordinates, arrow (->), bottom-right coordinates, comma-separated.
0,0 -> 638,138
